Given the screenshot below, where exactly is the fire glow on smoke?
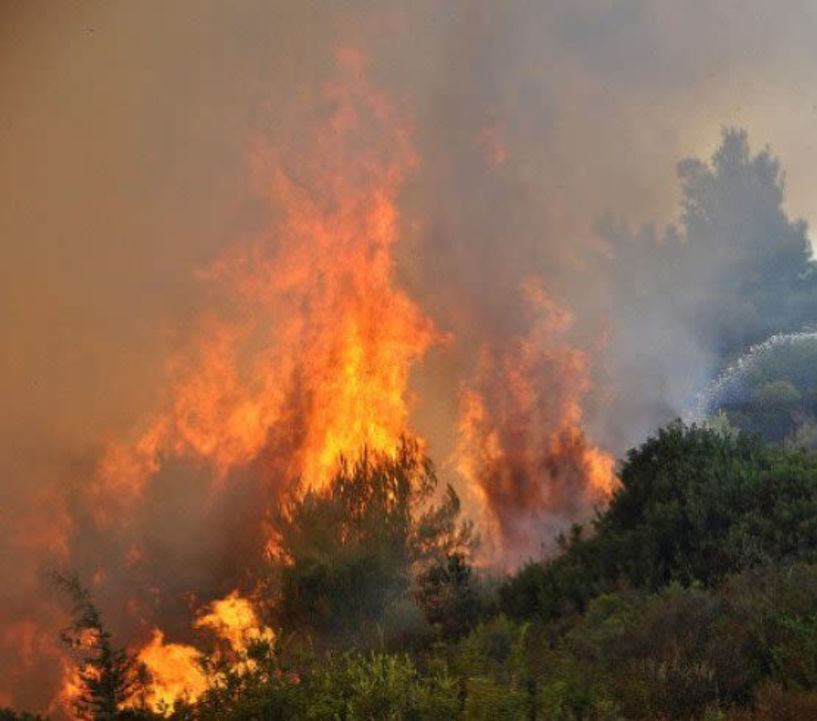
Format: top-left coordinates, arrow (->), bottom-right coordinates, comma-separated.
5,50 -> 616,714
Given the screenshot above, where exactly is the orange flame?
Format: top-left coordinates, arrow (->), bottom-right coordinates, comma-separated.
72,47 -> 436,716
90,49 -> 436,519
53,663 -> 84,718
137,629 -> 208,713
456,279 -> 616,564
0,32 -> 637,717
25,47 -> 622,717
194,590 -> 274,654
137,591 -> 274,714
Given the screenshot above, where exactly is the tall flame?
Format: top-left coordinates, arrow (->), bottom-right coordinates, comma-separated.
456,279 -> 616,564
91,49 -> 436,517
83,51 -> 435,713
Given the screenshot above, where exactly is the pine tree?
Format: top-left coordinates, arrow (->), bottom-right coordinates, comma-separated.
53,573 -> 145,721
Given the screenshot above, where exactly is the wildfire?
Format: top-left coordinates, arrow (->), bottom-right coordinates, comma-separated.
194,591 -> 274,654
46,48 -> 440,717
90,48 -> 436,519
137,630 -> 208,712
137,591 -> 275,713
53,664 -> 84,718
4,46 -> 624,717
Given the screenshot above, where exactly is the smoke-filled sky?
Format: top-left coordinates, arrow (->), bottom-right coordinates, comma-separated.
4,1 -> 817,454
5,1 -> 817,713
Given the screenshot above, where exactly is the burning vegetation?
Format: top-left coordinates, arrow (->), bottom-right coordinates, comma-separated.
0,53 -> 615,716
2,53 -> 616,716
91,49 -> 437,515
455,279 -> 615,563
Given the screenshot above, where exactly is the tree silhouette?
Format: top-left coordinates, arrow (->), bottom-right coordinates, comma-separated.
53,573 -> 146,721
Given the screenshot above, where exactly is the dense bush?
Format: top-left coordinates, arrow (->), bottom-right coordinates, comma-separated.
712,337 -> 817,446
501,422 -> 817,622
266,438 -> 475,646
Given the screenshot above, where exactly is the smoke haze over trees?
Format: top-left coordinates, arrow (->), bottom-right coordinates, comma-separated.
595,129 -> 817,448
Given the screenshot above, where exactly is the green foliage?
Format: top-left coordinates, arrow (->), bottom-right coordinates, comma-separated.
712,337 -> 817,444
721,563 -> 817,690
306,652 -> 460,721
603,128 -> 817,361
414,552 -> 482,640
605,585 -> 744,718
171,644 -> 460,721
190,639 -> 303,721
500,422 -> 817,622
462,677 -> 529,721
456,616 -> 527,678
268,438 -> 474,645
485,564 -> 817,719
28,424 -> 817,721
455,618 -> 542,720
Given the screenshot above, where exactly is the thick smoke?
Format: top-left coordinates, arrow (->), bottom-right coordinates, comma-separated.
4,1 -> 817,713
592,128 -> 817,449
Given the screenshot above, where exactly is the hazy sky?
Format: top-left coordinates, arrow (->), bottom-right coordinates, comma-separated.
4,1 -> 817,459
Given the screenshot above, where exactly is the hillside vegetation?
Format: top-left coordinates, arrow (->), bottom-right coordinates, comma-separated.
9,424 -> 817,720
